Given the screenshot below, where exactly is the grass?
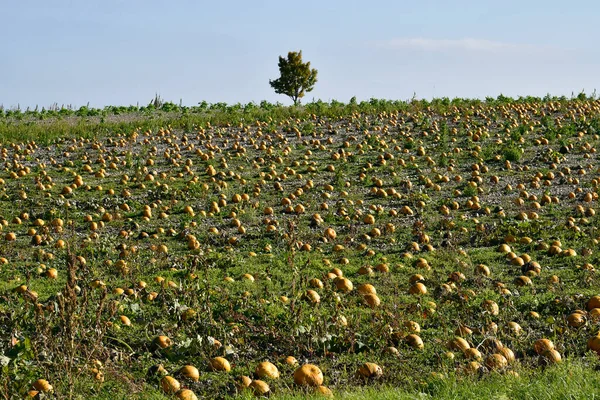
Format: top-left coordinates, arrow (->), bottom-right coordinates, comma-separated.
503,146 -> 522,162
65,358 -> 600,399
1,96 -> 600,399
265,359 -> 600,399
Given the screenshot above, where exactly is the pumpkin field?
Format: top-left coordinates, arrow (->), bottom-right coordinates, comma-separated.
2,96 -> 600,399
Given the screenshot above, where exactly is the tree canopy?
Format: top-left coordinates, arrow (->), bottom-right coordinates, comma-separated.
269,51 -> 318,105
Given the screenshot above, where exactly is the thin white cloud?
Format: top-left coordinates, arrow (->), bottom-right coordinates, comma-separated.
376,37 -> 536,52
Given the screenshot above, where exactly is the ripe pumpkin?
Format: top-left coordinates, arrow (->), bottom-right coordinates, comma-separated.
249,380 -> 270,396
176,389 -> 198,400
160,376 -> 181,393
405,334 -> 424,349
363,293 -> 381,308
305,290 -> 321,304
237,375 -> 252,389
120,315 -> 131,326
32,379 -> 53,393
534,338 -> 554,355
567,312 -> 586,328
358,283 -> 376,295
255,361 -> 279,379
316,385 -> 334,397
154,335 -> 172,349
465,361 -> 482,374
409,282 -> 427,295
481,338 -> 503,352
209,357 -> 231,372
405,321 -> 420,333
485,354 -> 508,370
335,277 -> 353,293
540,349 -> 562,365
481,300 -> 499,316
497,347 -> 516,363
587,334 -> 600,354
284,356 -> 298,366
455,326 -> 473,336
324,228 -> 337,240
178,365 -> 200,381
588,296 -> 600,310
464,347 -> 482,361
357,362 -> 383,378
449,337 -> 470,352
293,364 -> 324,387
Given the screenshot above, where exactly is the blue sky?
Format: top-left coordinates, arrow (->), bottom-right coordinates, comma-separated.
2,0 -> 599,108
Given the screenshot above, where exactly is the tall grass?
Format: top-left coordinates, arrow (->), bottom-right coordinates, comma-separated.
3,95 -> 599,145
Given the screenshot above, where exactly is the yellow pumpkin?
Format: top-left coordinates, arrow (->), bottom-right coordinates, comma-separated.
294,364 -> 324,387
208,357 -> 231,372
357,362 -> 383,378
255,361 -> 279,379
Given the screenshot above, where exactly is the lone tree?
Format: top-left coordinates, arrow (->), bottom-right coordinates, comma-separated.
269,51 -> 318,106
